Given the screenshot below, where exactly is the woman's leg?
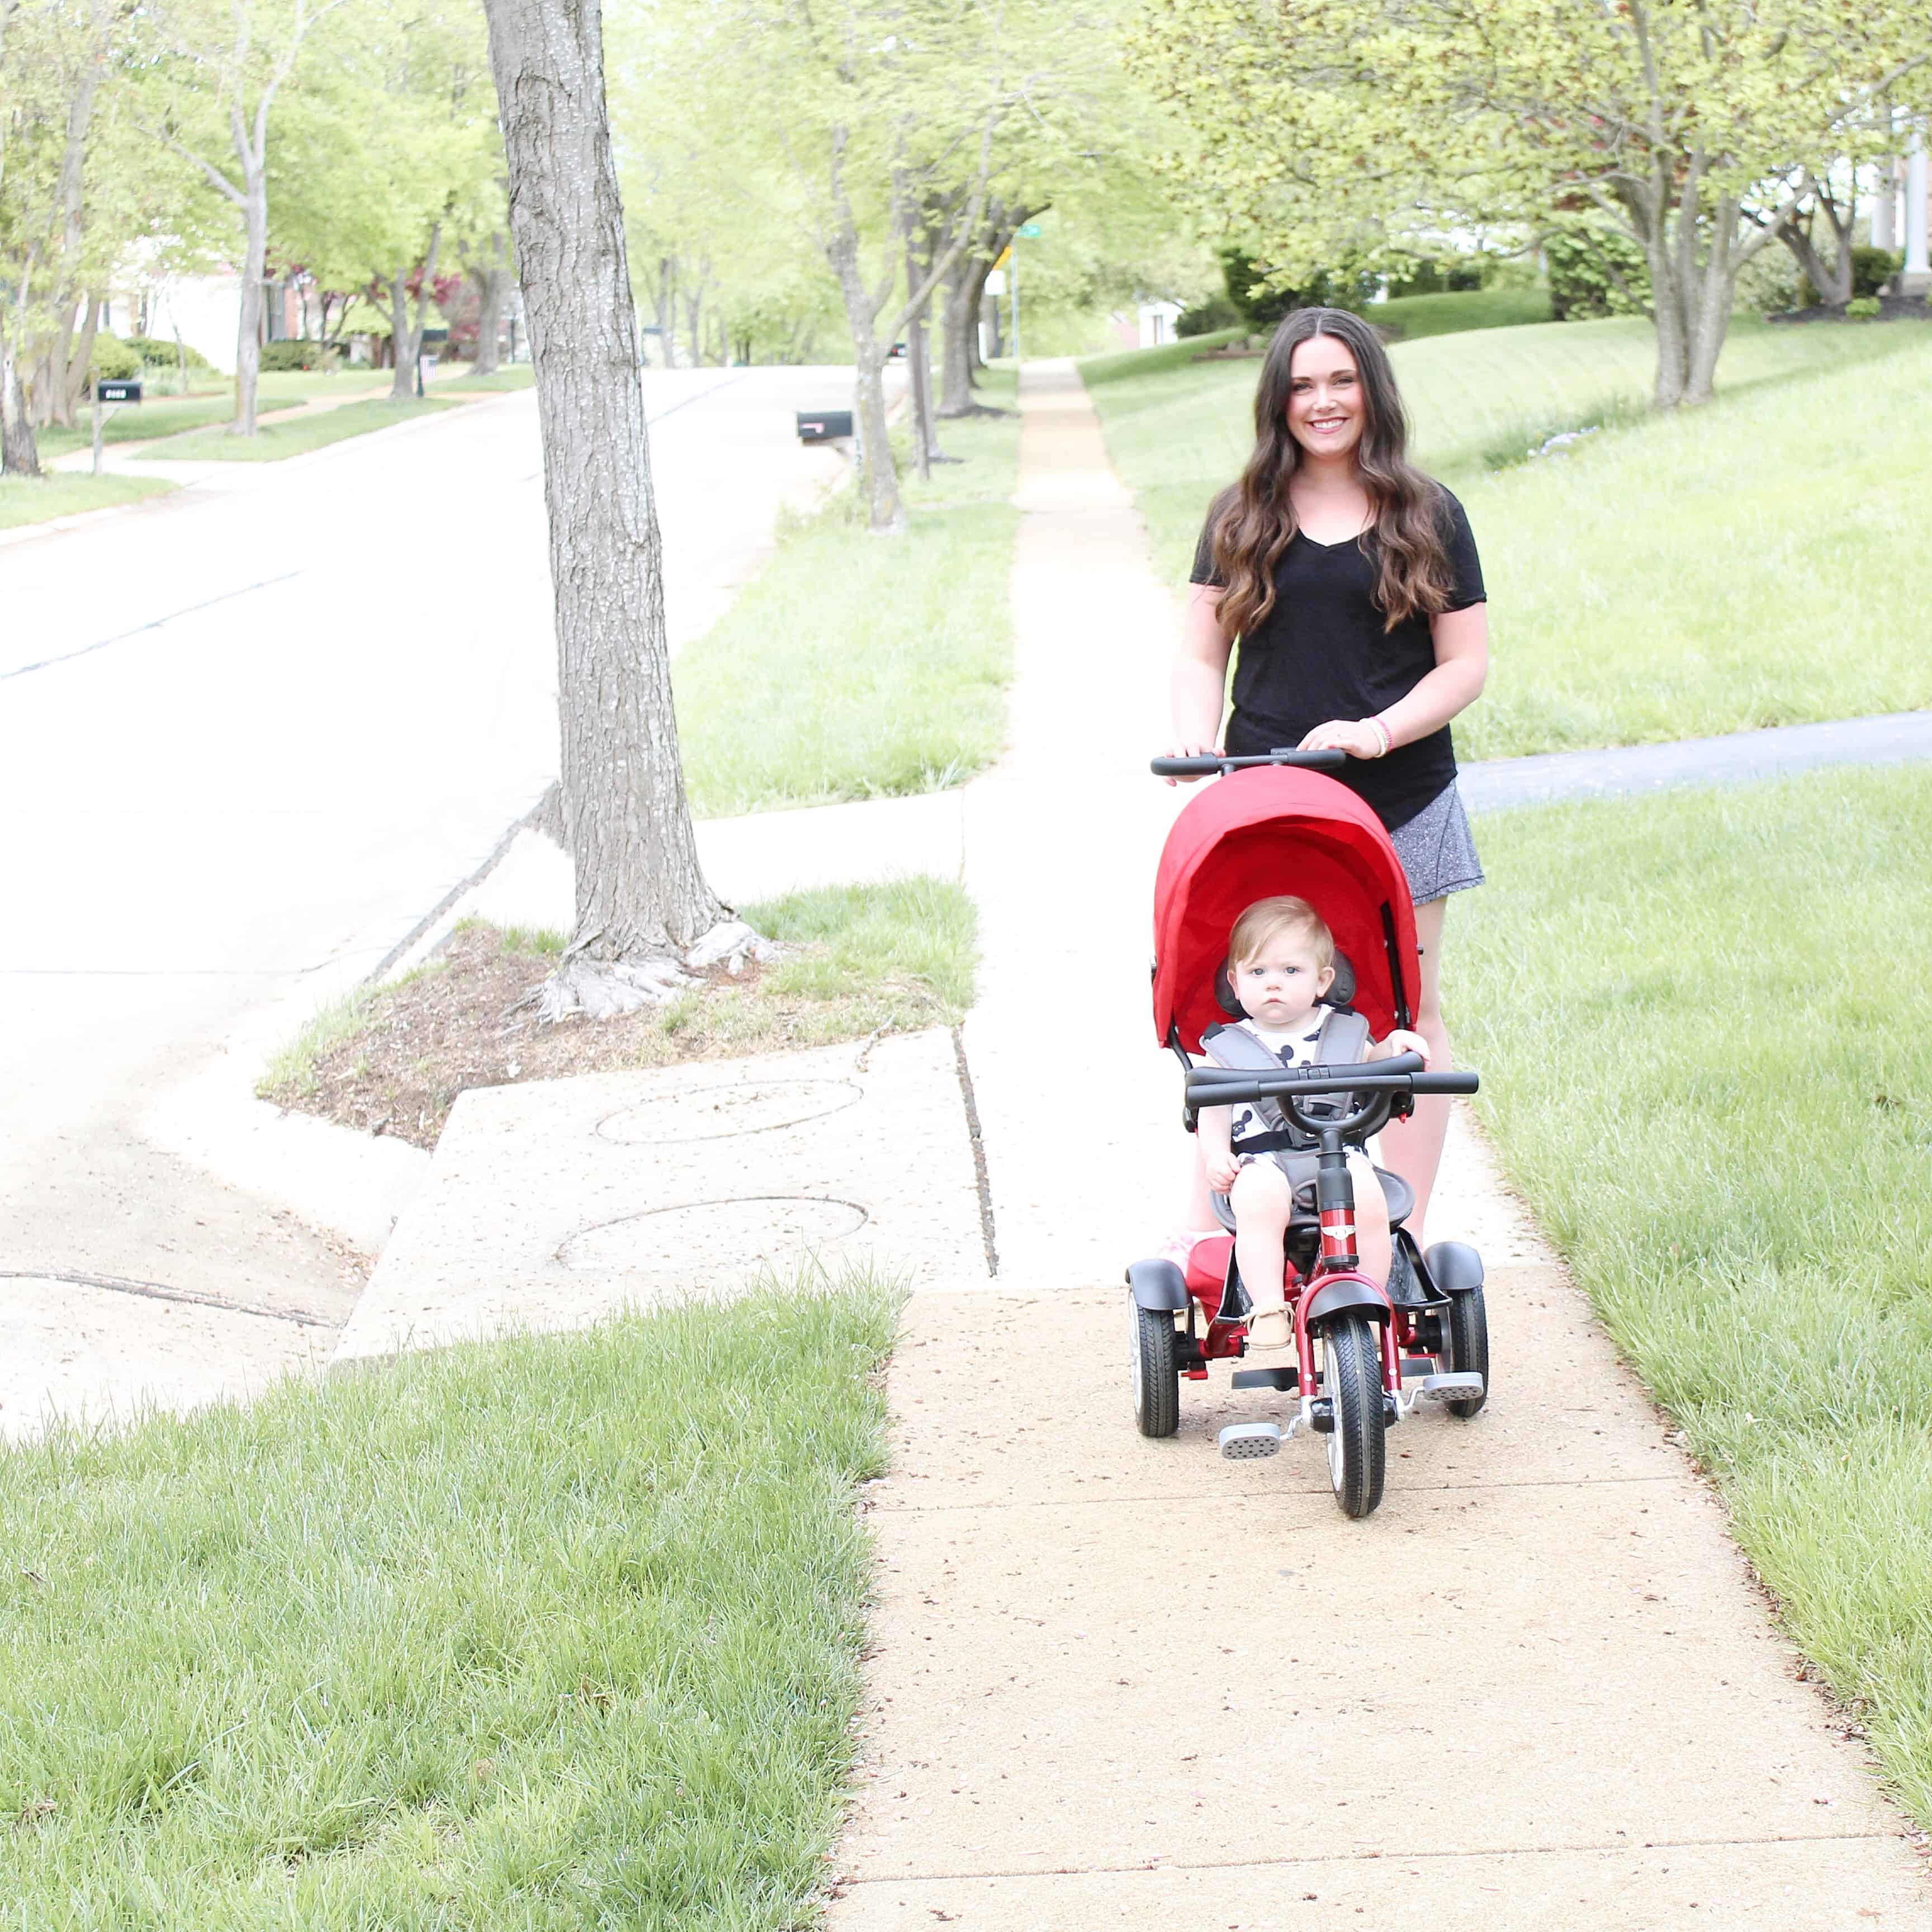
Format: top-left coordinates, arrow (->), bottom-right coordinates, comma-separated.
1348,1156 -> 1392,1289
1181,1137 -> 1217,1232
1377,895 -> 1451,1244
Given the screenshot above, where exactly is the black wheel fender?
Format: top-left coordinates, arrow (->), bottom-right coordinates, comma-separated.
1301,1275 -> 1392,1332
1422,1240 -> 1485,1294
1126,1259 -> 1188,1312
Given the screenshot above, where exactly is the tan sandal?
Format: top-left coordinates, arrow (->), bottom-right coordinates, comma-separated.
1248,1305 -> 1291,1349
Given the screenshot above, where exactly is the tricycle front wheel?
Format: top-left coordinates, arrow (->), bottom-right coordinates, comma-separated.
1445,1285 -> 1489,1418
1322,1314 -> 1386,1518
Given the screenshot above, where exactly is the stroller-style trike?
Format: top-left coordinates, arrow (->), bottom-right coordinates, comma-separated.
1126,750 -> 1490,1519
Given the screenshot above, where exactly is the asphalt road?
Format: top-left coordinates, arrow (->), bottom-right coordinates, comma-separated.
0,366 -> 853,1434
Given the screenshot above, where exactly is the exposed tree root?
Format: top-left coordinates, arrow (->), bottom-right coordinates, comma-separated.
534,920 -> 780,1022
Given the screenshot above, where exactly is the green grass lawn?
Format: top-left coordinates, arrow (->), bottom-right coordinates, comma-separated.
1459,330 -> 1932,756
34,371 -> 386,460
0,1279 -> 897,1924
0,470 -> 176,531
1457,766 -> 1932,1822
1370,287 -> 1555,340
1083,312 -> 1932,753
674,370 -> 1021,815
138,395 -> 463,463
444,363 -> 536,391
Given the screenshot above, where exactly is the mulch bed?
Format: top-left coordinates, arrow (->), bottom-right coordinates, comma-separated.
1768,295 -> 1932,325
264,927 -> 782,1152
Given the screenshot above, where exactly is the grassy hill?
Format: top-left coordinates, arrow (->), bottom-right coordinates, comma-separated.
1083,313 -> 1932,755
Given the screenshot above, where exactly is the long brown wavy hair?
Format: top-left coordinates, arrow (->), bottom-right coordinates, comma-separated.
1209,307 -> 1456,642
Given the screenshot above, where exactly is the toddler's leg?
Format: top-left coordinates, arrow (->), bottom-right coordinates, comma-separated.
1350,1155 -> 1393,1289
1229,1162 -> 1294,1340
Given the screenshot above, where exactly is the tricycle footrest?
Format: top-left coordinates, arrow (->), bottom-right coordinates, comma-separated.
1419,1372 -> 1485,1401
1218,1422 -> 1282,1460
1230,1367 -> 1299,1393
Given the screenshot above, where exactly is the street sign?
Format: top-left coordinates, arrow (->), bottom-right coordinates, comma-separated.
1017,222 -> 1043,238
992,246 -> 1012,271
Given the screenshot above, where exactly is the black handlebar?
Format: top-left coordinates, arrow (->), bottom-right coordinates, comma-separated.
1152,749 -> 1348,778
1185,1067 -> 1479,1107
1188,1051 -> 1427,1087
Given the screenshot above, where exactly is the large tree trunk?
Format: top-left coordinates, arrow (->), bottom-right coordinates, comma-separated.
937,250 -> 980,416
64,293 -> 102,422
1777,192 -> 1854,307
828,225 -> 903,534
472,233 -> 509,375
390,223 -> 443,400
1,315 -> 40,476
481,0 -> 730,1005
233,172 -> 267,434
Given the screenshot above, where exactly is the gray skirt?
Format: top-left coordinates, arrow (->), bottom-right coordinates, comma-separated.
1389,782 -> 1484,906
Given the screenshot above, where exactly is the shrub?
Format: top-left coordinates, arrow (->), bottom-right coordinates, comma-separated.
1851,247 -> 1901,300
1219,245 -> 1379,328
1846,296 -> 1883,320
88,333 -> 141,380
259,338 -> 339,371
1385,257 -> 1483,299
1546,220 -> 1650,320
125,334 -> 210,370
1176,293 -> 1243,338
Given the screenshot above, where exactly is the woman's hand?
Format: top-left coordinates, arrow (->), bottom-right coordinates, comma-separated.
1204,1149 -> 1243,1194
1159,738 -> 1220,785
1298,718 -> 1389,759
1376,1029 -> 1432,1066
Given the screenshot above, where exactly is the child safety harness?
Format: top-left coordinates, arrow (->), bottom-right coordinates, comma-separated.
1200,1006 -> 1372,1154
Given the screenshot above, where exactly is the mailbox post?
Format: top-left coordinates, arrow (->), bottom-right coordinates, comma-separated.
91,375 -> 142,475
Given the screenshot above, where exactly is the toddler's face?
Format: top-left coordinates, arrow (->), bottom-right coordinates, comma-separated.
1232,937 -> 1335,1031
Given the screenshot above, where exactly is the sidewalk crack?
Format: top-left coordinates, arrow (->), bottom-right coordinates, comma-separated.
950,1026 -> 998,1277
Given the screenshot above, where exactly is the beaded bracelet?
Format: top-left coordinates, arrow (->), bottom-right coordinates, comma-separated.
1367,714 -> 1394,757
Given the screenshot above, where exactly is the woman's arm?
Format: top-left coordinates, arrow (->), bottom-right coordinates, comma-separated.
1298,602 -> 1489,757
1168,585 -> 1233,766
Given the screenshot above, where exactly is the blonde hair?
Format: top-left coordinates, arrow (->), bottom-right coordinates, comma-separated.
1229,896 -> 1334,972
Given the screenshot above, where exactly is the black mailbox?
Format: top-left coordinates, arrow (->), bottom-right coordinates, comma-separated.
96,378 -> 142,403
796,409 -> 853,443
420,327 -> 449,345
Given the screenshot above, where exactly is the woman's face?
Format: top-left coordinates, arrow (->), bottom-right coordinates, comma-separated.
1285,334 -> 1366,462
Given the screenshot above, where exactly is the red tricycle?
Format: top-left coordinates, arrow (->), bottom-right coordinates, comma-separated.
1126,749 -> 1490,1519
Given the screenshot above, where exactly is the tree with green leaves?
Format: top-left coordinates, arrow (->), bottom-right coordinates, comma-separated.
1131,0 -> 1932,405
136,0 -> 344,433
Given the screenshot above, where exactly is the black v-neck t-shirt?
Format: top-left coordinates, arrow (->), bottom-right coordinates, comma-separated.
1190,490 -> 1485,831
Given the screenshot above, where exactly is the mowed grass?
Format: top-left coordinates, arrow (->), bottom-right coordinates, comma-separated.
139,394 -> 463,463
1460,330 -> 1932,756
1083,314 -> 1932,753
1085,312 -> 1926,585
0,1279 -> 900,1925
34,371 -> 385,459
445,363 -> 536,392
674,370 -> 1020,815
0,470 -> 176,530
1371,286 -> 1554,340
1455,767 -> 1932,1820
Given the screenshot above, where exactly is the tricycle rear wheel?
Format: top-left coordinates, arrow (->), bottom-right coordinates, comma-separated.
1131,1303 -> 1180,1437
1445,1285 -> 1489,1418
1322,1314 -> 1385,1518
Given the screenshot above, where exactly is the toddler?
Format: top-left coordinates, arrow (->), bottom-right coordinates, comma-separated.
1196,896 -> 1428,1348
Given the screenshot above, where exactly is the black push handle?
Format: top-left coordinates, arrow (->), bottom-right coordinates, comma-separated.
1186,1068 -> 1479,1107
1188,1051 -> 1426,1088
1150,748 -> 1348,778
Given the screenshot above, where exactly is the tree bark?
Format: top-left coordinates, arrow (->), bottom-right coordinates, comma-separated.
1,311 -> 40,476
234,165 -> 268,434
390,222 -> 443,399
937,249 -> 981,415
828,216 -> 903,535
64,294 -> 102,423
480,0 -> 727,977
471,231 -> 509,373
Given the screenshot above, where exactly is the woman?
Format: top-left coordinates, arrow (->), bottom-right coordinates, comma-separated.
1166,306 -> 1488,1245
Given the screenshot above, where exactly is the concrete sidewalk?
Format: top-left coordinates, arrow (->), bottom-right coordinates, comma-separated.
823,362 -> 1932,1929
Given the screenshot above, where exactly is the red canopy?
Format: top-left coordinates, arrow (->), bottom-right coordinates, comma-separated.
1152,768 -> 1419,1052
